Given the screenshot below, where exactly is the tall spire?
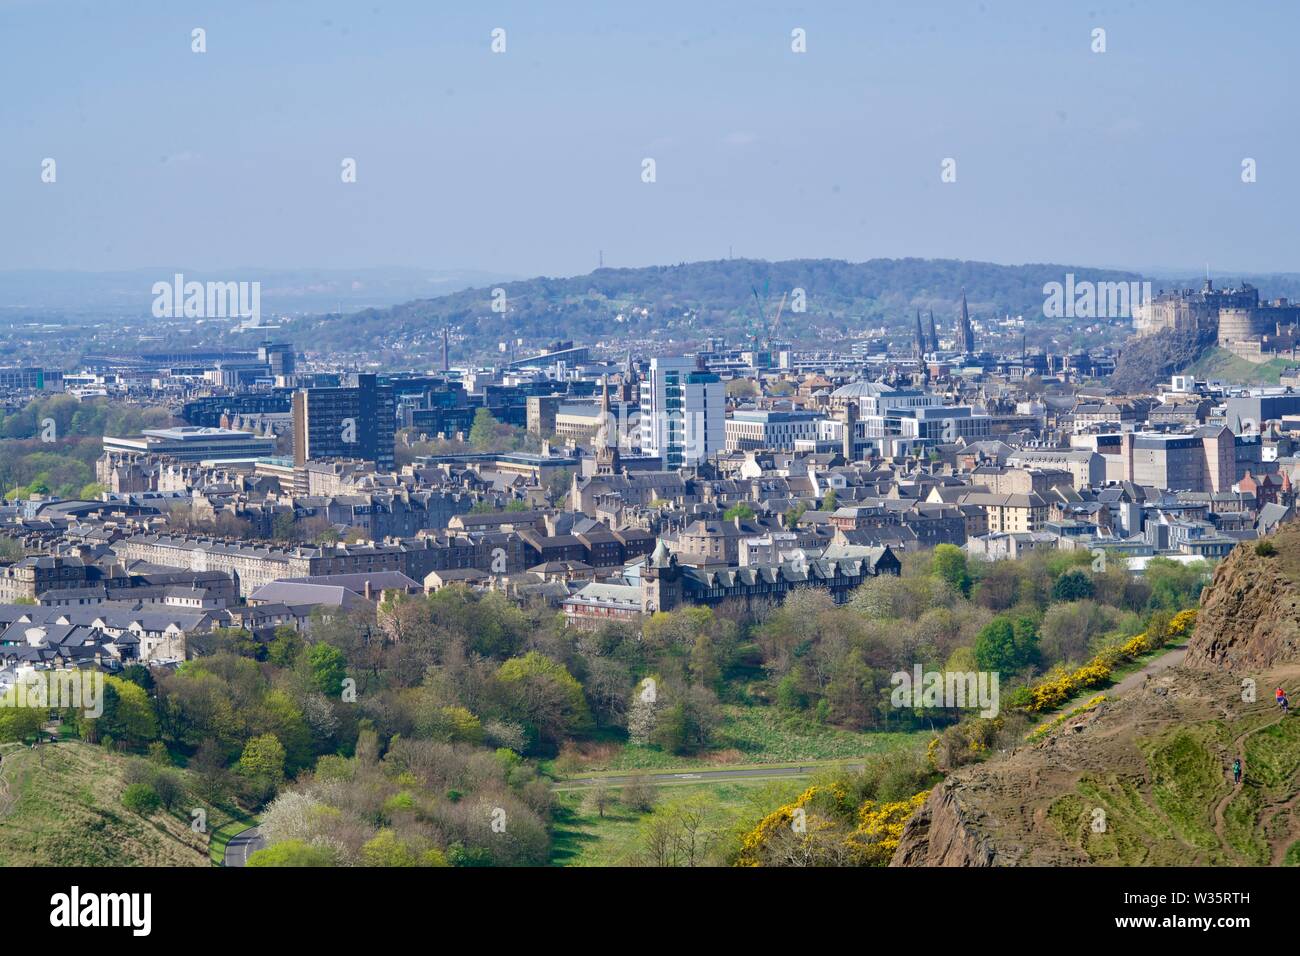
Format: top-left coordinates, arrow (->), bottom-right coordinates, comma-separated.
928,310 -> 938,353
914,308 -> 926,358
958,290 -> 975,354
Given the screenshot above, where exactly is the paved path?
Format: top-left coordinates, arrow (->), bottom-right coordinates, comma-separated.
1111,646 -> 1188,696
554,763 -> 862,791
223,826 -> 265,867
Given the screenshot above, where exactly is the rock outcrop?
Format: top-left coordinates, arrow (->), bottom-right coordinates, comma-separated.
1184,523 -> 1300,671
890,777 -> 1002,867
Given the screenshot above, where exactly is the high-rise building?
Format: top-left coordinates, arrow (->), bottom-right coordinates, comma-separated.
258,341 -> 296,378
638,356 -> 723,469
293,373 -> 395,471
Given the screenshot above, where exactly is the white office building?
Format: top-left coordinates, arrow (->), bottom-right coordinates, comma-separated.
639,357 -> 724,468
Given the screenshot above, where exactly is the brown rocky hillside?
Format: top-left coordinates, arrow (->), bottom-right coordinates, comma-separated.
892,530 -> 1300,867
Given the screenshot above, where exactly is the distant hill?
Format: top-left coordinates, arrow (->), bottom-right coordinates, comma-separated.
290,257 -> 1148,359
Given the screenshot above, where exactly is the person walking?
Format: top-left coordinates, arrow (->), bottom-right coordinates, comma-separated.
1233,757 -> 1242,785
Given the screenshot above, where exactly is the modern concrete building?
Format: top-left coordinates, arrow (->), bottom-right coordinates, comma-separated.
292,373 -> 396,471
102,426 -> 277,463
725,409 -> 821,452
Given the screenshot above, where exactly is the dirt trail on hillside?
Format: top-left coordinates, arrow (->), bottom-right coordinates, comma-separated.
1213,709 -> 1285,863
0,745 -> 25,820
893,665 -> 1300,866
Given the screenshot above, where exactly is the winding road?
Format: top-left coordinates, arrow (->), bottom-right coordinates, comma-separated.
223,826 -> 266,867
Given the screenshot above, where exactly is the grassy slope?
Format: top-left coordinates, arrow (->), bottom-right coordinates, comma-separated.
1183,346 -> 1293,385
0,741 -> 237,867
1045,703 -> 1300,865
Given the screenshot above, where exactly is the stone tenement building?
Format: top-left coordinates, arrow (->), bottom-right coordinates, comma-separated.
111,535 -> 410,598
638,539 -> 901,614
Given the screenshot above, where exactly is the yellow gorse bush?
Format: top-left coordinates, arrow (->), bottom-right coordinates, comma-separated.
735,785 -> 929,867
848,790 -> 931,866
1021,609 -> 1197,715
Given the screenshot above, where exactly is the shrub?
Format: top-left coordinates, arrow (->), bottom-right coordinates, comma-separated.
1256,540 -> 1277,557
121,783 -> 161,815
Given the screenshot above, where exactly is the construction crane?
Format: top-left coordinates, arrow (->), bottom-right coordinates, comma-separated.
747,281 -> 788,350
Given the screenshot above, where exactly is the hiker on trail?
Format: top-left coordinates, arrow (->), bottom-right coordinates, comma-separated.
1277,688 -> 1290,714
1233,758 -> 1242,785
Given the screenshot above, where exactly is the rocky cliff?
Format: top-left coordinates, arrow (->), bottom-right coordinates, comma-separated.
1183,524 -> 1300,671
892,524 -> 1300,867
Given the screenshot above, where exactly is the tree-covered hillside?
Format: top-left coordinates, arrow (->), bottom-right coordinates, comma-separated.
289,257 -> 1146,358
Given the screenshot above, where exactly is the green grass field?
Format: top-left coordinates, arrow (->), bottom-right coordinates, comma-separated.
545,704 -> 929,775
549,778 -> 806,866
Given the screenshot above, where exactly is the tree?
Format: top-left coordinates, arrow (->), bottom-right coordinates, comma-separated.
723,502 -> 755,521
584,784 -> 613,819
360,829 -> 420,867
494,652 -> 592,752
469,408 -> 499,451
306,642 -> 348,698
266,626 -> 303,668
1052,569 -> 1095,602
152,769 -> 184,810
650,685 -> 721,755
973,616 -> 1038,675
639,794 -> 716,867
84,676 -> 158,750
621,773 -> 658,813
931,544 -> 971,597
821,488 -> 838,512
545,468 -> 573,508
272,511 -> 298,541
247,840 -> 335,867
239,733 -> 287,784
0,690 -> 43,742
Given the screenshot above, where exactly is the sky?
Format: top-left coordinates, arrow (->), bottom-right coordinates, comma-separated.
1,0 -> 1296,278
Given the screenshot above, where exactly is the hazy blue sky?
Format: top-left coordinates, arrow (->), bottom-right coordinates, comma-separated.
2,0 -> 1295,277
